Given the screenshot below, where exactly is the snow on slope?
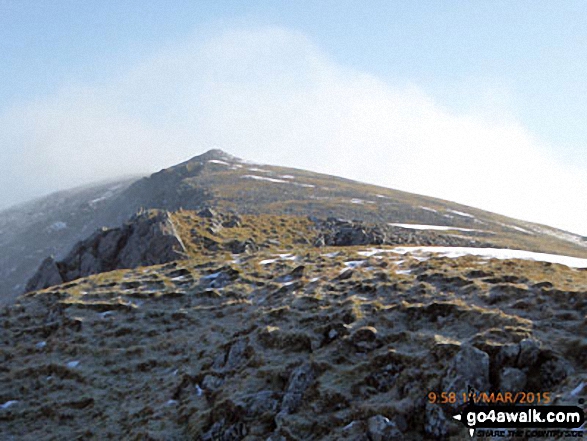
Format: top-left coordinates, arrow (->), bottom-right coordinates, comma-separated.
388,223 -> 481,233
391,246 -> 587,268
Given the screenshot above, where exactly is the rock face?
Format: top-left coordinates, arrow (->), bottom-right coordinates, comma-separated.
25,210 -> 187,292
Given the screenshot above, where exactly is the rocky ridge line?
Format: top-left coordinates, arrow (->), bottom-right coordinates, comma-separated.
25,210 -> 188,293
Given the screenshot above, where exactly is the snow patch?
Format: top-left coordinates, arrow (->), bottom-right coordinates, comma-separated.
395,269 -> 412,275
89,188 -> 116,206
349,198 -> 375,205
280,175 -> 295,179
356,248 -> 399,257
248,168 -> 272,174
391,246 -> 587,268
447,210 -> 474,218
48,221 -> 67,232
388,223 -> 480,232
420,206 -> 437,212
497,223 -> 533,234
570,382 -> 585,396
529,225 -> 587,248
241,175 -> 289,184
259,254 -> 297,265
0,400 -> 18,409
344,260 -> 364,269
67,360 -> 80,368
207,159 -> 230,166
201,272 -> 222,280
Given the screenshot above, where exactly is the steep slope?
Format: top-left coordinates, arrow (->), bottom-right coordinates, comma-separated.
0,177 -> 142,304
1,148 -> 586,306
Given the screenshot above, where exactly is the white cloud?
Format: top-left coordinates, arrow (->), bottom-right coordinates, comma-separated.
1,26 -> 586,236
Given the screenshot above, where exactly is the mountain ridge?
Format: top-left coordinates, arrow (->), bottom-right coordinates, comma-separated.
2,149 -> 587,439
1,148 -> 586,306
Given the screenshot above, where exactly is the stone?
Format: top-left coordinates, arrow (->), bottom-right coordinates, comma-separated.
540,357 -> 574,388
197,207 -> 217,218
367,415 -> 402,441
424,402 -> 451,439
517,338 -> 541,368
280,363 -> 315,414
202,375 -> 224,391
442,345 -> 490,397
24,256 -> 64,292
25,210 -> 188,292
498,367 -> 527,391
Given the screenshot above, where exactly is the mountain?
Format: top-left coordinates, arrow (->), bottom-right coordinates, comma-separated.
1,149 -> 586,440
1,149 -> 586,305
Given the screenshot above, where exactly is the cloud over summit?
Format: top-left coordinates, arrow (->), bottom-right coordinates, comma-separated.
2,26 -> 586,235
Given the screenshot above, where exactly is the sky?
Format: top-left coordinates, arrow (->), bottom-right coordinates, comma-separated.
1,1 -> 586,235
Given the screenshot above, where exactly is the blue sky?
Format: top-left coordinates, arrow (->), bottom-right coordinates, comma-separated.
1,1 -> 587,235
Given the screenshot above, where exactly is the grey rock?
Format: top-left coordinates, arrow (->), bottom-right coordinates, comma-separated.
518,338 -> 541,368
367,415 -> 402,441
424,402 -> 451,439
265,435 -> 286,441
24,256 -> 64,292
243,390 -> 279,416
197,207 -> 217,218
227,238 -> 257,254
202,375 -> 224,391
25,210 -> 188,292
496,343 -> 520,366
222,214 -> 242,228
350,326 -> 380,352
499,367 -> 527,391
443,345 -> 490,397
224,339 -> 249,371
280,363 -> 315,414
202,419 -> 247,441
540,357 -> 574,388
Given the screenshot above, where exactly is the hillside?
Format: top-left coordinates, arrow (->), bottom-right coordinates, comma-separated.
1,208 -> 586,440
1,149 -> 586,305
1,149 -> 587,439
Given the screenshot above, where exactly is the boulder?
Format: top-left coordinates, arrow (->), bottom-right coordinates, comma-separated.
442,345 -> 490,398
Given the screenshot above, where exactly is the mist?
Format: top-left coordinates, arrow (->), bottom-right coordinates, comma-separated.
1,26 -> 586,236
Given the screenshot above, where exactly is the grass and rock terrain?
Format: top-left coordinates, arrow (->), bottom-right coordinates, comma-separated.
1,208 -> 586,440
1,149 -> 586,304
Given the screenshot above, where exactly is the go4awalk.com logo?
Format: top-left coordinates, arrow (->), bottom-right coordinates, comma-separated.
453,403 -> 585,438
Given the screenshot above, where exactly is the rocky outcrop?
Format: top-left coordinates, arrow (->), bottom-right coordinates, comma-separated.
313,217 -> 492,248
25,210 -> 187,292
